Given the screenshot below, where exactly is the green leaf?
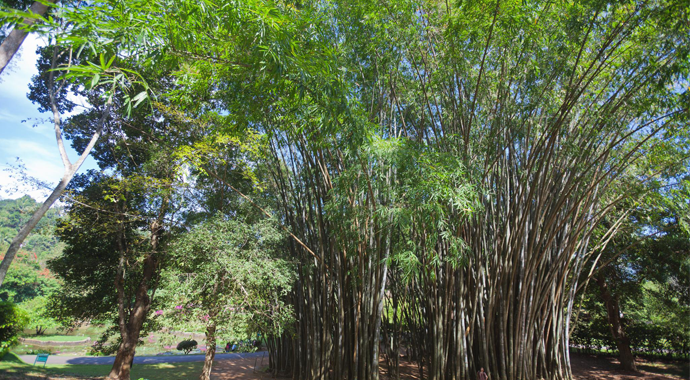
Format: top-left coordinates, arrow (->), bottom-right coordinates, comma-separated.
90,73 -> 101,89
131,91 -> 148,108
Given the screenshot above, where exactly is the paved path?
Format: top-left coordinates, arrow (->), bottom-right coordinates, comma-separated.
18,351 -> 267,366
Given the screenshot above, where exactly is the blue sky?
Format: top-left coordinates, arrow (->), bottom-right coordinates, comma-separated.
0,34 -> 97,202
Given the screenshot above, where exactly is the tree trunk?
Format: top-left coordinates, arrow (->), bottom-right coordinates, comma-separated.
105,263 -> 156,380
0,0 -> 57,75
108,331 -> 139,380
596,275 -> 637,371
107,217 -> 165,380
200,323 -> 217,380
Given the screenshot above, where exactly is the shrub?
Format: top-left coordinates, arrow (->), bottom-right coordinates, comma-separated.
176,339 -> 197,354
0,301 -> 29,357
87,333 -> 119,356
87,340 -> 118,356
27,348 -> 53,355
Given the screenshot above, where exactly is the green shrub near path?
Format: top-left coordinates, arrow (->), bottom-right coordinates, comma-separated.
0,301 -> 29,357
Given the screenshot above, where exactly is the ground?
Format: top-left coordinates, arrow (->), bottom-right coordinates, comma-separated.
1,353 -> 687,379
570,354 -> 688,380
210,353 -> 690,380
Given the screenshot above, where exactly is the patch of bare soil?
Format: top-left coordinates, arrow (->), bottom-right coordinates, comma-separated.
211,356 -> 273,380
209,355 -> 453,380
570,354 -> 688,380
378,356 -> 424,380
210,353 -> 688,380
210,355 -> 424,380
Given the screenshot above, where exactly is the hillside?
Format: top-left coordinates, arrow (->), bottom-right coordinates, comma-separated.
0,196 -> 62,303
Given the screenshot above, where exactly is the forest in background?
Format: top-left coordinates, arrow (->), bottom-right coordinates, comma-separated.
0,196 -> 61,304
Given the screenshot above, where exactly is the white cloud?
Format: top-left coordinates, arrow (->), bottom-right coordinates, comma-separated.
0,138 -> 55,159
0,138 -> 64,201
0,168 -> 53,202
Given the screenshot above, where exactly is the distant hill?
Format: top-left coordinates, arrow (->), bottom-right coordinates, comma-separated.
0,196 -> 62,303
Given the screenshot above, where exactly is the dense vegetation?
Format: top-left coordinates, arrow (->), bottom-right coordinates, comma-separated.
0,197 -> 62,353
0,197 -> 61,304
0,197 -> 63,263
0,1 -> 688,380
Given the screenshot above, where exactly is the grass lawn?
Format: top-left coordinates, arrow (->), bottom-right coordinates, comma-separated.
16,326 -> 213,357
0,353 -> 204,380
27,335 -> 90,342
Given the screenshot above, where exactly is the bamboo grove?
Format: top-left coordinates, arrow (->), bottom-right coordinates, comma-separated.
6,0 -> 688,379
251,2 -> 687,380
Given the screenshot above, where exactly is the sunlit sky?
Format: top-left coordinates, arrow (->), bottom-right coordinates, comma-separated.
0,34 -> 97,202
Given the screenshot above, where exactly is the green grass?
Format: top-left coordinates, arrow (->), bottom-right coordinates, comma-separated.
16,326 -> 213,357
0,352 -> 204,380
12,342 -> 92,356
28,335 -> 91,342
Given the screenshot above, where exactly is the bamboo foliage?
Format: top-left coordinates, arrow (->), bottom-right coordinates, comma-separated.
261,1 -> 687,379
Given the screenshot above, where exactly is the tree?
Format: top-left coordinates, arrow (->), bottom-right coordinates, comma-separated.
165,214 -> 295,380
50,167 -> 174,380
245,1 -> 688,378
0,260 -> 58,303
0,0 -> 56,75
0,196 -> 61,308
176,339 -> 197,355
575,175 -> 690,369
21,295 -> 60,335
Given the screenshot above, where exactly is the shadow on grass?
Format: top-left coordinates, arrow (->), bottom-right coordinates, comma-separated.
637,360 -> 690,379
1,353 -> 205,380
130,362 -> 204,380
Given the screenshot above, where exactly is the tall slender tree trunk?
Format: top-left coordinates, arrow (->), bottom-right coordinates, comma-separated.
0,68 -> 110,287
0,111 -> 108,287
200,323 -> 217,380
0,0 -> 57,75
596,275 -> 637,371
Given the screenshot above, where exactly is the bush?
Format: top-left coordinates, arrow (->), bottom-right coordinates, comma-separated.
27,348 -> 53,355
87,340 -> 119,356
0,301 -> 29,357
87,332 -> 119,356
176,339 -> 197,354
